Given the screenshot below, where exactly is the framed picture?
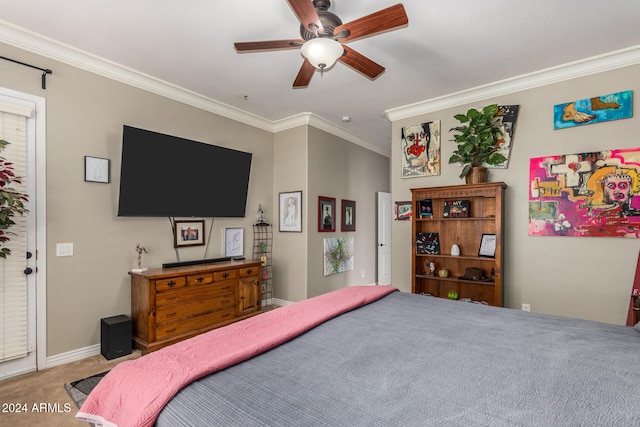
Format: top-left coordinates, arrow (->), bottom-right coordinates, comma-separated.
279,191 -> 302,232
224,227 -> 243,257
174,220 -> 205,247
341,199 -> 356,232
84,156 -> 110,183
478,234 -> 496,258
318,196 -> 336,232
395,201 -> 412,220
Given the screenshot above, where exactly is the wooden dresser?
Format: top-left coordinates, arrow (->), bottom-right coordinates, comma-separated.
130,259 -> 262,354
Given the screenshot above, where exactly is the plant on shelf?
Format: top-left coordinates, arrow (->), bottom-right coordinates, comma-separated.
0,139 -> 29,258
449,104 -> 506,183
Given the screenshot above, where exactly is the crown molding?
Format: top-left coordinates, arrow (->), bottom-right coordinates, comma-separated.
385,44 -> 640,122
0,20 -> 383,154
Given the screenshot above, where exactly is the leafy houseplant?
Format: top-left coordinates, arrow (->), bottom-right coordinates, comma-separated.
449,104 -> 507,182
0,139 -> 29,258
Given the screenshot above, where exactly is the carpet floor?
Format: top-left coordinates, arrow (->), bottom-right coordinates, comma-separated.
0,351 -> 140,426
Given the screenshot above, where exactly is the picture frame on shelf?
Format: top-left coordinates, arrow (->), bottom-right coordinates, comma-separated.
174,220 -> 205,247
224,227 -> 244,257
279,191 -> 302,232
416,232 -> 440,254
478,234 -> 496,258
419,199 -> 433,217
395,201 -> 412,220
318,196 -> 336,232
84,156 -> 110,183
443,199 -> 470,218
341,199 -> 356,232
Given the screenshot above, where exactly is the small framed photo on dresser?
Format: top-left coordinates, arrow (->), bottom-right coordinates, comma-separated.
478,234 -> 496,258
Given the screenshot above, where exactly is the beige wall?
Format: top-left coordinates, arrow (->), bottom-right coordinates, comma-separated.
391,64 -> 640,325
2,43 -> 274,356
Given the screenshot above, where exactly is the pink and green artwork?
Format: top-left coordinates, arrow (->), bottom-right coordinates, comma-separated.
529,148 -> 640,237
553,90 -> 633,129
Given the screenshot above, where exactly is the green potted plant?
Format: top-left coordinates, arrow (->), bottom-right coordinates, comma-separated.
0,139 -> 29,258
449,104 -> 507,183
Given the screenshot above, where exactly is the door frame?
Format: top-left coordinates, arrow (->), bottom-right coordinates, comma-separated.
377,192 -> 391,285
0,87 -> 47,374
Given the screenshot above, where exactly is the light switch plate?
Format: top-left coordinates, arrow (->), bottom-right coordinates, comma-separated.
56,243 -> 73,257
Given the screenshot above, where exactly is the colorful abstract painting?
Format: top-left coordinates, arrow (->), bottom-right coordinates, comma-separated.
401,120 -> 441,178
323,237 -> 354,276
486,105 -> 519,169
529,148 -> 640,237
553,90 -> 633,130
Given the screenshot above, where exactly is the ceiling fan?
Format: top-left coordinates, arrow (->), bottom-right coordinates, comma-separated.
234,0 -> 408,88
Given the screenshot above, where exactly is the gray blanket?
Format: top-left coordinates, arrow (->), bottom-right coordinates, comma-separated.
156,291 -> 640,426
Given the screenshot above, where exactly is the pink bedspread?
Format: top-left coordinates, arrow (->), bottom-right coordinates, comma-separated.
76,285 -> 397,427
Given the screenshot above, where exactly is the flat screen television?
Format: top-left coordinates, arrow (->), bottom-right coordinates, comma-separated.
117,125 -> 252,217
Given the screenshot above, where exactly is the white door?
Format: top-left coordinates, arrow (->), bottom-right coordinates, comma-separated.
377,192 -> 392,285
0,90 -> 43,379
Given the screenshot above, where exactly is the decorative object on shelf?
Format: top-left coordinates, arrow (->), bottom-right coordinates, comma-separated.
424,260 -> 435,276
419,199 -> 433,217
132,243 -> 148,273
174,220 -> 205,247
0,139 -> 29,258
447,290 -> 459,300
84,155 -> 110,183
416,232 -> 440,254
449,104 -> 507,183
460,267 -> 486,281
553,90 -> 632,130
443,199 -> 470,218
323,237 -> 354,276
401,120 -> 441,178
318,196 -> 336,232
341,199 -> 356,232
256,204 -> 267,225
224,227 -> 244,257
438,267 -> 449,278
279,191 -> 302,232
395,201 -> 412,220
478,234 -> 496,258
450,244 -> 460,256
529,148 -> 640,238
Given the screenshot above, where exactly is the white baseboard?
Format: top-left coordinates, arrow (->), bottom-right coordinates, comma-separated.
46,344 -> 101,369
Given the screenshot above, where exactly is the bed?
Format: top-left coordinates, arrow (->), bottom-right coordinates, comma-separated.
78,285 -> 640,426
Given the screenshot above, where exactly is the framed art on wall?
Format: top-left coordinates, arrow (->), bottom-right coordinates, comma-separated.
279,191 -> 302,232
84,156 -> 110,183
174,220 -> 205,247
318,196 -> 336,232
224,227 -> 244,257
341,199 -> 356,232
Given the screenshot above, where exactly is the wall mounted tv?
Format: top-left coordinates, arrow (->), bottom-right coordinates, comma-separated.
117,125 -> 252,217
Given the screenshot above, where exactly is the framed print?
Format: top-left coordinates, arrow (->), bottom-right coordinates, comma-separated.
341,199 -> 356,232
279,191 -> 302,232
224,227 -> 244,257
84,156 -> 110,183
318,196 -> 336,232
174,220 -> 205,247
395,201 -> 412,220
478,234 -> 496,258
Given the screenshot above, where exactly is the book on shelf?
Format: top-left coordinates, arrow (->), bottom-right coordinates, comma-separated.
418,199 -> 433,217
416,232 -> 440,254
443,199 -> 470,218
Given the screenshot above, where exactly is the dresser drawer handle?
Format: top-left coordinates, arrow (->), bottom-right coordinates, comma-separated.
222,285 -> 231,291
221,313 -> 230,318
221,299 -> 230,304
222,272 -> 229,278
166,312 -> 177,317
246,269 -> 253,274
167,281 -> 176,287
165,328 -> 177,333
165,296 -> 177,301
196,277 -> 204,283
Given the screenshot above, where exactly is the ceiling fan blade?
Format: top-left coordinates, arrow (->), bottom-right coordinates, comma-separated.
334,4 -> 408,42
234,39 -> 304,52
293,59 -> 315,88
287,0 -> 324,34
338,45 -> 385,80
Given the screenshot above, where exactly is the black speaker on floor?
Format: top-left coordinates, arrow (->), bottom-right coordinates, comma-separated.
100,315 -> 132,360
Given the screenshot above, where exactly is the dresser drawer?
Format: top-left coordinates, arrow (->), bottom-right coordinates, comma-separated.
155,308 -> 235,340
156,292 -> 235,324
155,277 -> 187,292
156,281 -> 235,307
213,269 -> 236,281
239,266 -> 259,277
187,273 -> 214,286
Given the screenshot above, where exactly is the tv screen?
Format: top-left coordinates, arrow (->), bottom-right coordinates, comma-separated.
117,125 -> 252,217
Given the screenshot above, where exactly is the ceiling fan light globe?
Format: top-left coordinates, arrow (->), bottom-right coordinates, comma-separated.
301,38 -> 343,70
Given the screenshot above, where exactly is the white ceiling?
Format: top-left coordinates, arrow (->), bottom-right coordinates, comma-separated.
2,0 -> 640,154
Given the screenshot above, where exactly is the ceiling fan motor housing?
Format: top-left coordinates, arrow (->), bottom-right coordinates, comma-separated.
300,0 -> 342,40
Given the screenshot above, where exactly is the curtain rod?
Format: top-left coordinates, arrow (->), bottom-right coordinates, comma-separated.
0,56 -> 52,90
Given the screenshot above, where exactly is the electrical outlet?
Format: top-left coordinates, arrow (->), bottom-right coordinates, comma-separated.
361,270 -> 366,278
522,303 -> 530,312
